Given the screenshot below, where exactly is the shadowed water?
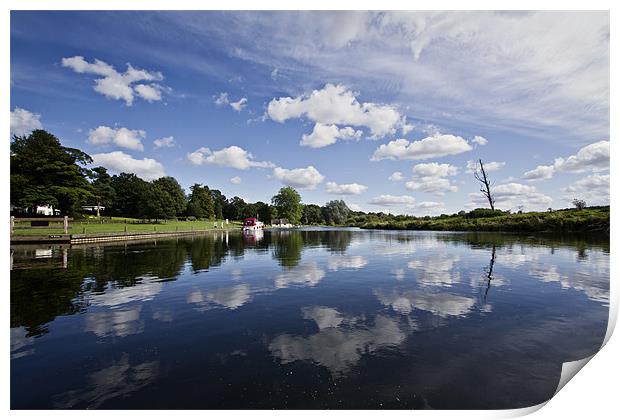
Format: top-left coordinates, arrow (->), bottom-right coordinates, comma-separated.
10,228 -> 609,409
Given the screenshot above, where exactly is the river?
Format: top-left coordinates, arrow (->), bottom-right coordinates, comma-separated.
10,228 -> 610,409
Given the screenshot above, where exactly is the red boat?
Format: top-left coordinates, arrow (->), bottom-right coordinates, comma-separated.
242,217 -> 264,231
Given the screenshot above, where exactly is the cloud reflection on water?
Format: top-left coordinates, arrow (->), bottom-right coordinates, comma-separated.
269,306 -> 406,377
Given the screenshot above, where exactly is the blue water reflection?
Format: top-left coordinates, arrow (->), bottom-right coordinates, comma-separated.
11,229 -> 609,409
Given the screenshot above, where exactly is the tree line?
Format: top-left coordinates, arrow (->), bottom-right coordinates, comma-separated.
10,130 -> 352,224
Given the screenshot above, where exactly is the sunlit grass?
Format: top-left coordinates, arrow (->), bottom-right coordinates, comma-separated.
12,218 -> 242,236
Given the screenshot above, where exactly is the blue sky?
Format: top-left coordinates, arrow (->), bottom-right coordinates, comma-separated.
10,11 -> 610,214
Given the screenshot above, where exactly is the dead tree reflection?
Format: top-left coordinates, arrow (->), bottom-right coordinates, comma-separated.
478,244 -> 497,305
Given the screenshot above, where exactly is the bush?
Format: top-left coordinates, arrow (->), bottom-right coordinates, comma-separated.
465,208 -> 507,219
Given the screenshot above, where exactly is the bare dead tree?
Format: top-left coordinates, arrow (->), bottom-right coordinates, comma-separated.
474,159 -> 495,211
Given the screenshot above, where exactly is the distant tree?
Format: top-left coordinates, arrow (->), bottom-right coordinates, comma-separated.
303,204 -> 324,224
143,182 -> 176,220
209,189 -> 226,220
225,196 -> 247,221
90,167 -> 115,217
110,173 -> 150,218
255,201 -> 274,222
473,159 -> 496,211
241,202 -> 259,219
572,198 -> 587,210
187,184 -> 214,219
271,187 -> 303,224
10,129 -> 93,215
322,200 -> 350,225
153,176 -> 187,217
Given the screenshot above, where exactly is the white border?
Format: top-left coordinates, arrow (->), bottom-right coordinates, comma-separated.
3,1 -> 616,419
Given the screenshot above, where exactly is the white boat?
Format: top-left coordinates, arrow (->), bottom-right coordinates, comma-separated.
242,217 -> 264,231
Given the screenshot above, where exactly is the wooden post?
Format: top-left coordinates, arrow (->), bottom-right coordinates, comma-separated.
10,216 -> 14,235
63,216 -> 69,234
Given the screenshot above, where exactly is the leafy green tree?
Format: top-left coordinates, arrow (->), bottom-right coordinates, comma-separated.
143,182 -> 176,220
225,196 -> 247,221
153,176 -> 187,217
303,204 -> 323,224
572,198 -> 587,210
271,187 -> 303,224
187,184 -> 214,219
322,200 -> 350,225
255,201 -> 274,222
209,189 -> 226,220
10,130 -> 93,215
90,167 -> 115,217
110,173 -> 150,218
241,202 -> 259,219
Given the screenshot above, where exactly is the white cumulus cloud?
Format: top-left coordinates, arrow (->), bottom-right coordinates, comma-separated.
10,107 -> 42,136
92,151 -> 165,181
61,56 -> 164,106
153,136 -> 175,149
413,162 -> 458,178
369,194 -> 416,206
268,83 -> 404,138
371,134 -> 473,161
472,135 -> 488,146
522,165 -> 555,180
272,166 -> 325,190
554,140 -> 609,173
468,182 -> 552,210
405,177 -> 457,195
300,123 -> 362,148
562,174 -> 609,206
230,176 -> 242,184
465,160 -> 506,173
325,182 -> 368,195
187,145 -> 274,169
215,92 -> 248,111
388,171 -> 404,181
87,126 -> 146,151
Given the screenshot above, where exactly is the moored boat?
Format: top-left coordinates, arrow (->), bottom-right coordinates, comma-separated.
242,217 -> 264,231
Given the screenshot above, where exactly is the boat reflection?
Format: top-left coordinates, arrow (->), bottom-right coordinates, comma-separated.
242,229 -> 264,245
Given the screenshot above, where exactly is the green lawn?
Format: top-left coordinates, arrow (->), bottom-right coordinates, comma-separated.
12,218 -> 242,236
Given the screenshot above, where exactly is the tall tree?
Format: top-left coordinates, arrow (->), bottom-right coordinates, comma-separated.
255,201 -> 274,222
303,204 -> 324,224
143,182 -> 176,220
187,184 -> 214,219
271,187 -> 303,224
11,130 -> 93,215
473,159 -> 496,211
153,176 -> 187,217
90,167 -> 115,217
322,200 -> 350,225
209,189 -> 226,220
225,196 -> 247,221
110,173 -> 150,218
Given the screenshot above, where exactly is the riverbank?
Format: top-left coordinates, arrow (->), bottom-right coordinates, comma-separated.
11,218 -> 241,236
354,207 -> 610,233
10,219 -> 243,244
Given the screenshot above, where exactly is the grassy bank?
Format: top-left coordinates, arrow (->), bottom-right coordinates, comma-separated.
354,207 -> 609,233
12,217 -> 242,236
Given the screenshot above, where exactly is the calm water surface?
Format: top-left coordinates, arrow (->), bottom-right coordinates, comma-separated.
10,229 -> 609,409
